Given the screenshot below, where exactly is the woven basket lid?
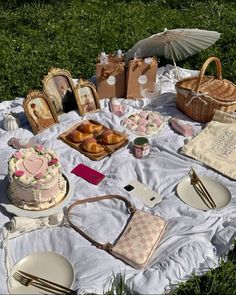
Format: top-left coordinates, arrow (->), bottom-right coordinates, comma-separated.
176,57 -> 236,102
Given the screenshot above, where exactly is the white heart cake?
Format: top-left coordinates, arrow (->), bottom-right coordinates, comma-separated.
7,144 -> 67,210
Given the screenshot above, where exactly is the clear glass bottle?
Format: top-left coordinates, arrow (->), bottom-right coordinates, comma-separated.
100,51 -> 108,64
116,49 -> 123,59
109,97 -> 124,117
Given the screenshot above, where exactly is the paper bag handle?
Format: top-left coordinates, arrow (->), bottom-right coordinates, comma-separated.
66,195 -> 136,251
101,64 -> 123,79
194,56 -> 222,93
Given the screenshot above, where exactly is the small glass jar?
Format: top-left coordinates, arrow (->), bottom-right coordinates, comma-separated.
109,97 -> 124,117
133,137 -> 150,159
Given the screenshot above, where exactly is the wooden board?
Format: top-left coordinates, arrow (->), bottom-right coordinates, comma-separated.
58,120 -> 129,160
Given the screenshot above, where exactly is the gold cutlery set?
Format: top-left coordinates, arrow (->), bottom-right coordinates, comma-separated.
188,168 -> 216,209
13,270 -> 76,294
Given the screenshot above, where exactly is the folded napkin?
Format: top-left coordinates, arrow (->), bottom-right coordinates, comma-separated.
181,110 -> 236,180
1,211 -> 67,250
7,211 -> 67,239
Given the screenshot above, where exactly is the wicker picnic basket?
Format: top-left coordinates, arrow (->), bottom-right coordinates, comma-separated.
175,56 -> 236,122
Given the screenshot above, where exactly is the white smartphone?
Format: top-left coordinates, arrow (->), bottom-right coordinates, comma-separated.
124,179 -> 162,208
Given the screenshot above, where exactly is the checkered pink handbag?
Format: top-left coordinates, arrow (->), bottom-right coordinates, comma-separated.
66,195 -> 166,268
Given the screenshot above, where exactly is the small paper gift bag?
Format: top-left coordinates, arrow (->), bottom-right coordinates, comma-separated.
126,57 -> 158,99
96,55 -> 126,99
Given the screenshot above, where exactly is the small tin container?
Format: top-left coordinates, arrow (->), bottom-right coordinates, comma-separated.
133,137 -> 150,159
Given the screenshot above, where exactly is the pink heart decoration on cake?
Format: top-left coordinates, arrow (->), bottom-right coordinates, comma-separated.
23,158 -> 44,175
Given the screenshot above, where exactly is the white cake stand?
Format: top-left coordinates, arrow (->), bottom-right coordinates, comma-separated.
1,172 -> 74,218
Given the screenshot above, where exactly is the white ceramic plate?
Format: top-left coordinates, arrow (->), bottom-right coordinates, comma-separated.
176,176 -> 231,211
9,251 -> 75,294
1,172 -> 74,218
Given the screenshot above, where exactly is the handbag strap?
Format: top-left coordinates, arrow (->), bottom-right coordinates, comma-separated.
194,56 -> 222,93
66,195 -> 136,251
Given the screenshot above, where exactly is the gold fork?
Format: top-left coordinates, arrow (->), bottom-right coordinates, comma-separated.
188,168 -> 216,209
13,271 -> 76,294
13,272 -> 60,294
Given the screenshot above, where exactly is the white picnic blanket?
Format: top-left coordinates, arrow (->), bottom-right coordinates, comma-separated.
0,65 -> 235,294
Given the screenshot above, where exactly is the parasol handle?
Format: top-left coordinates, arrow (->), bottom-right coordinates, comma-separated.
194,56 -> 222,93
168,43 -> 180,80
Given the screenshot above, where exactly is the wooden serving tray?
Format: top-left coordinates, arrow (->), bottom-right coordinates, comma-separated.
58,120 -> 129,161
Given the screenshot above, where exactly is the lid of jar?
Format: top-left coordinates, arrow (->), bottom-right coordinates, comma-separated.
134,137 -> 149,146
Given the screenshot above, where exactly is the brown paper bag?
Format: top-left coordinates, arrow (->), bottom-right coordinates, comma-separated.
96,57 -> 126,99
126,58 -> 158,99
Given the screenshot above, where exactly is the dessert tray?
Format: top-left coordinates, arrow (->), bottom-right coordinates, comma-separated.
58,120 -> 129,161
9,251 -> 74,294
122,110 -> 166,136
1,172 -> 74,218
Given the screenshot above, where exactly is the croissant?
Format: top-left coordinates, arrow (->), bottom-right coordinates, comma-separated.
102,131 -> 124,144
77,122 -> 103,134
69,130 -> 93,143
82,138 -> 105,153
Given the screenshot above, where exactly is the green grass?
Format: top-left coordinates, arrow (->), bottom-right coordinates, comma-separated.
168,243 -> 236,295
1,0 -> 236,101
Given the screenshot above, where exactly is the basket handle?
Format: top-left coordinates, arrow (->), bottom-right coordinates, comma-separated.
194,56 -> 222,93
66,195 -> 136,251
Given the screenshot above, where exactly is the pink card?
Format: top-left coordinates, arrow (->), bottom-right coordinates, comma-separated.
71,163 -> 105,185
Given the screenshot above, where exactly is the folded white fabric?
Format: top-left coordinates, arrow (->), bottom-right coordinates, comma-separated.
0,101 -> 11,111
9,211 -> 65,237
